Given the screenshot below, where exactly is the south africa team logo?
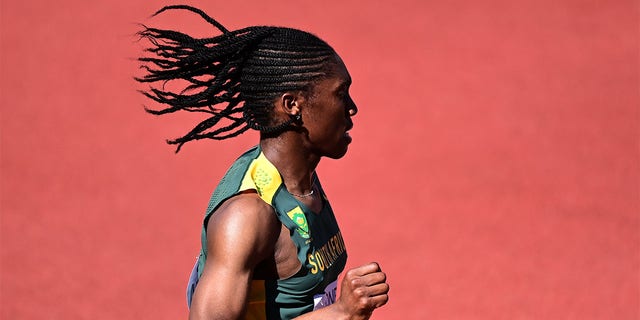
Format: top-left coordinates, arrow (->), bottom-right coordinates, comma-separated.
286,206 -> 310,239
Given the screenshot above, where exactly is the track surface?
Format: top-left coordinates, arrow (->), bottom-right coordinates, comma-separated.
2,1 -> 638,319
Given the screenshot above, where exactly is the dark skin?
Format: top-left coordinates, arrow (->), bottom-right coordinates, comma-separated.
189,55 -> 389,320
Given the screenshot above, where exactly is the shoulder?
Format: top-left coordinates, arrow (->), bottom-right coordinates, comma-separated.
206,192 -> 280,263
212,192 -> 276,226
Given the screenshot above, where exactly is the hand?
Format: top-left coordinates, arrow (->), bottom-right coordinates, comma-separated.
336,262 -> 390,320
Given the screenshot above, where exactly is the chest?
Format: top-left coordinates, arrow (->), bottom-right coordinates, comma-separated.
273,198 -> 347,289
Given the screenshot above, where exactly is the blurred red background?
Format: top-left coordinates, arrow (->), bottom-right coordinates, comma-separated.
1,1 -> 638,319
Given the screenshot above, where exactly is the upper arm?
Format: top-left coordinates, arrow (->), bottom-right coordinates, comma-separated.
189,193 -> 280,320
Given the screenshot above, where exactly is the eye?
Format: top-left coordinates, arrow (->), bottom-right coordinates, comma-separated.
338,87 -> 350,98
335,82 -> 350,98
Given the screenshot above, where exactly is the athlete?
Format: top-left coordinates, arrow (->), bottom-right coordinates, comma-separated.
136,5 -> 389,320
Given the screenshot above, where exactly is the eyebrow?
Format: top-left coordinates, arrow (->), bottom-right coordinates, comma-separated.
336,78 -> 352,91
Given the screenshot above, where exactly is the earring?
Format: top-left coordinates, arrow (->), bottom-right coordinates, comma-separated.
291,114 -> 302,122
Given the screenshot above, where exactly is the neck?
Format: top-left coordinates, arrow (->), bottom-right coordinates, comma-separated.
259,132 -> 320,196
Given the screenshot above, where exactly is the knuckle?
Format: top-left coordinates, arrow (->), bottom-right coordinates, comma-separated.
353,287 -> 365,297
357,297 -> 369,309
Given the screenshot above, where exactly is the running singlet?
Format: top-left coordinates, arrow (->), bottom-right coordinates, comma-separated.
186,146 -> 348,320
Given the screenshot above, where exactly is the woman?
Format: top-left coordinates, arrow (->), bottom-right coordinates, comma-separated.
137,5 -> 389,320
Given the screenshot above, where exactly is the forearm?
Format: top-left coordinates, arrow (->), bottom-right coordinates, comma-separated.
294,262 -> 389,320
292,304 -> 351,320
292,303 -> 371,320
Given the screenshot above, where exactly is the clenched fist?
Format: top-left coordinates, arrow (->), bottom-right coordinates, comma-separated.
335,262 -> 390,320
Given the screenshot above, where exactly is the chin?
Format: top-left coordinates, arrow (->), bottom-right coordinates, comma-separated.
325,145 -> 350,159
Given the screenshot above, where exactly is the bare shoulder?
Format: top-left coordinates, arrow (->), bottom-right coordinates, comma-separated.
209,192 -> 279,234
206,192 -> 280,265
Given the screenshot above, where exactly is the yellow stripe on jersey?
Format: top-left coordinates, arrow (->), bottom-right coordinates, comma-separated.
239,152 -> 282,205
244,280 -> 267,320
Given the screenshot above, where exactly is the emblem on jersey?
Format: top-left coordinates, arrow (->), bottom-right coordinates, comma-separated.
286,206 -> 310,239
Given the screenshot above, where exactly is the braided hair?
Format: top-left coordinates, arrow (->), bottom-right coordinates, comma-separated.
136,5 -> 337,152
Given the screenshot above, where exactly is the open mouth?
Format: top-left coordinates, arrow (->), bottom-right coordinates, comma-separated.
343,131 -> 352,142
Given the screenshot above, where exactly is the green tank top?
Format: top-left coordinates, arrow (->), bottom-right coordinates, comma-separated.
188,146 -> 348,320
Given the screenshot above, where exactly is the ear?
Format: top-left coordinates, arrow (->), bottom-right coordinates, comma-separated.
278,92 -> 303,117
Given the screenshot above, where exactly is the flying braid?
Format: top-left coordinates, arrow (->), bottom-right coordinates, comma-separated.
136,5 -> 336,152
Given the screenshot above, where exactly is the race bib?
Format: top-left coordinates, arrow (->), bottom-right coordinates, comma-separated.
313,280 -> 338,310
186,256 -> 200,308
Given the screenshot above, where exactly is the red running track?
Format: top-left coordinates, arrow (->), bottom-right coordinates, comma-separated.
1,1 -> 638,319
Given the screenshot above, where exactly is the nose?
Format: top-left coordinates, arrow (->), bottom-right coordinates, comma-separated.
347,96 -> 358,117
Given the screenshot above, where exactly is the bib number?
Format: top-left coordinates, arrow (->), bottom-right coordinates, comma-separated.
313,280 -> 338,310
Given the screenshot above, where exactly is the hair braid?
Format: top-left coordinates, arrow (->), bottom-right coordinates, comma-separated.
136,5 -> 337,152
